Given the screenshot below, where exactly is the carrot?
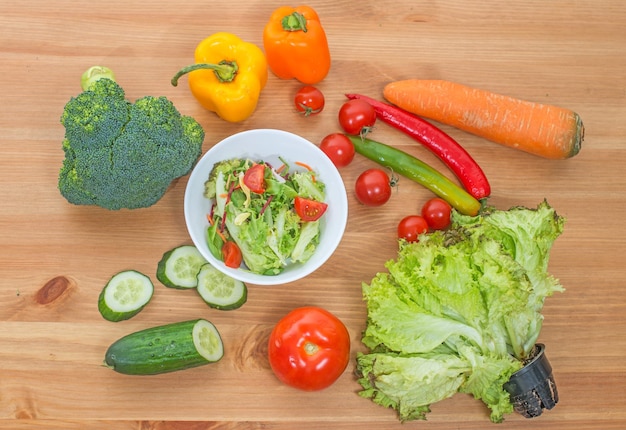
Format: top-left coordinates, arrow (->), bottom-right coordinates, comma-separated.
206,213 -> 227,242
295,161 -> 316,182
295,161 -> 314,171
383,80 -> 584,159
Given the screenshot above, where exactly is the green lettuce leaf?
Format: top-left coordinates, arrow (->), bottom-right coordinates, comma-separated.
291,219 -> 320,263
357,350 -> 470,422
290,171 -> 325,201
356,200 -> 565,423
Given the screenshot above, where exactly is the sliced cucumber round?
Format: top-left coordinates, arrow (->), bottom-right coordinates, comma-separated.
104,319 -> 224,375
193,319 -> 224,362
196,263 -> 247,310
156,245 -> 208,289
98,270 -> 154,322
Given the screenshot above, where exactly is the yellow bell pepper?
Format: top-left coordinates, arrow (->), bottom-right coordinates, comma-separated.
172,32 -> 268,123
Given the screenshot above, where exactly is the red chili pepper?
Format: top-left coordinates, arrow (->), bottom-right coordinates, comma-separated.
345,93 -> 491,200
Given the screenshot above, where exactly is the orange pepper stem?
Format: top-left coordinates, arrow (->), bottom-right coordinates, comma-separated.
282,11 -> 308,32
171,60 -> 239,86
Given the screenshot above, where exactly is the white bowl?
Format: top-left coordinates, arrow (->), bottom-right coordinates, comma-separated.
184,129 -> 348,286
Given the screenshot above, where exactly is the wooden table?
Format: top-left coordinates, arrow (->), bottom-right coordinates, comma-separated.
2,1 -> 625,428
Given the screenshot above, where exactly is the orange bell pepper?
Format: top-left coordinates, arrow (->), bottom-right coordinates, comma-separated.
263,6 -> 331,85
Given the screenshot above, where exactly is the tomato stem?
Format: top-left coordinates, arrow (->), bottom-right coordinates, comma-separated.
304,341 -> 319,356
296,103 -> 323,116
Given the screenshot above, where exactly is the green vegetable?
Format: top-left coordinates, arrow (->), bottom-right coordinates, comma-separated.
156,245 -> 208,289
196,263 -> 247,310
204,158 -> 245,200
356,200 -> 565,423
348,135 -> 482,216
104,319 -> 224,375
80,65 -> 116,91
98,270 -> 154,322
204,158 -> 325,275
58,66 -> 205,210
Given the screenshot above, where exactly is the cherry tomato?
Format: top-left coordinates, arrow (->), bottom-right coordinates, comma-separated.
397,215 -> 429,242
294,86 -> 325,116
338,99 -> 376,136
319,133 -> 355,168
221,241 -> 242,268
421,197 -> 452,230
294,196 -> 328,221
354,168 -> 392,206
243,164 -> 266,194
268,306 -> 351,391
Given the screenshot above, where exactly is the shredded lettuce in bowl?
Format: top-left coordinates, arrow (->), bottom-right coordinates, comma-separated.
203,158 -> 327,275
356,200 -> 565,423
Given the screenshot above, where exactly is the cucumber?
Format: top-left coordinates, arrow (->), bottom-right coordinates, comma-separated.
156,245 -> 208,289
104,319 -> 224,375
196,263 -> 247,310
98,270 -> 154,322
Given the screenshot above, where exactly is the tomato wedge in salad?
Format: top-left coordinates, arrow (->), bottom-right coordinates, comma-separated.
221,241 -> 243,268
243,163 -> 266,194
294,196 -> 328,221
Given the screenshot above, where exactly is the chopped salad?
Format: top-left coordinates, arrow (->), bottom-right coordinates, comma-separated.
204,158 -> 328,275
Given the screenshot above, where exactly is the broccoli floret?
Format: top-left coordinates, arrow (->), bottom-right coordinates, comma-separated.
203,159 -> 247,199
58,67 -> 205,210
60,77 -> 130,151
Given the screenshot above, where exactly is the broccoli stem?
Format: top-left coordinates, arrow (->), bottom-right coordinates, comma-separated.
81,66 -> 116,91
171,61 -> 239,86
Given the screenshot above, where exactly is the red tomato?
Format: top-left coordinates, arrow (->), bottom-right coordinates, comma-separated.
243,164 -> 266,194
294,86 -> 325,116
221,241 -> 242,268
421,197 -> 452,230
338,99 -> 376,135
294,196 -> 328,221
268,306 -> 351,391
319,133 -> 355,168
397,215 -> 429,242
354,168 -> 392,206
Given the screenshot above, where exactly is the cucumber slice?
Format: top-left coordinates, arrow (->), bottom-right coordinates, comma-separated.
193,319 -> 224,362
156,245 -> 208,289
104,319 -> 224,375
196,263 -> 247,310
98,270 -> 154,322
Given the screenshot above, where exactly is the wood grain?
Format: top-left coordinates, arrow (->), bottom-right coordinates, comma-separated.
1,0 -> 626,428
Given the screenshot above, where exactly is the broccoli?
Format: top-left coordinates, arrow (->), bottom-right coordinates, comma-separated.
203,159 -> 248,200
58,66 -> 205,210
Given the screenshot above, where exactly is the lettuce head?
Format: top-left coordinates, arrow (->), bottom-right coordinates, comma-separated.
356,200 -> 565,423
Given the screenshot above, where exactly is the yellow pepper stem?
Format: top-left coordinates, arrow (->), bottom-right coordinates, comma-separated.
171,61 -> 239,87
281,12 -> 308,32
81,66 -> 117,91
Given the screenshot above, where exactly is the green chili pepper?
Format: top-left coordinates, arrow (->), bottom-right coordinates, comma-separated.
347,135 -> 482,216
